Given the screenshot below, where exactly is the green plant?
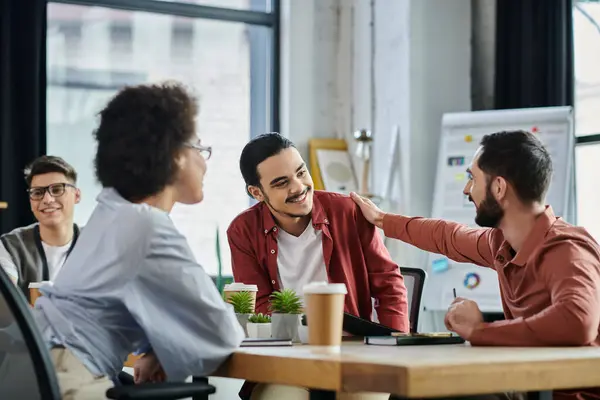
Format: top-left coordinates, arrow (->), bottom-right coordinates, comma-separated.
228,291 -> 254,314
269,289 -> 303,314
248,313 -> 271,324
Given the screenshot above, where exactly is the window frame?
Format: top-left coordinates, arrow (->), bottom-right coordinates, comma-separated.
576,133 -> 600,145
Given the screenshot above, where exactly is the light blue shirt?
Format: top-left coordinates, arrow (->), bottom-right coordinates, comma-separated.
32,188 -> 244,381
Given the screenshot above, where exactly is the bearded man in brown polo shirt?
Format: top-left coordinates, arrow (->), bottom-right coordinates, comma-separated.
353,130 -> 600,400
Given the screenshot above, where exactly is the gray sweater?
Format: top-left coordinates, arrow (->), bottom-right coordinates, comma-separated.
0,223 -> 79,299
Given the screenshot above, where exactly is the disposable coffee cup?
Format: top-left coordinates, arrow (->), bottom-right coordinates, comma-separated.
303,282 -> 347,348
28,282 -> 49,306
223,283 -> 258,312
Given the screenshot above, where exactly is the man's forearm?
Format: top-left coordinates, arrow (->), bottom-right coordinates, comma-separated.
382,214 -> 497,268
469,304 -> 598,346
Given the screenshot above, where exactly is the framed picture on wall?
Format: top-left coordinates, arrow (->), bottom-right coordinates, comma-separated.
308,138 -> 358,195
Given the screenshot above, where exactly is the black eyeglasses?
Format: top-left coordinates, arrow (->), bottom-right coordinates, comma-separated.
185,140 -> 212,160
27,183 -> 76,201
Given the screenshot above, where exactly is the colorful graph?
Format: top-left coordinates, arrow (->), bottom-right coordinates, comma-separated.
463,272 -> 481,289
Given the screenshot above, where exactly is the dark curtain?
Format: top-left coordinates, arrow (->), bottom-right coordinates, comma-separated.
489,0 -> 574,324
495,0 -> 574,109
0,0 -> 47,234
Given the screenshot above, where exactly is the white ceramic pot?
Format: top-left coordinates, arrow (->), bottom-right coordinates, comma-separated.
235,313 -> 252,337
298,324 -> 309,344
271,313 -> 301,342
247,322 -> 272,339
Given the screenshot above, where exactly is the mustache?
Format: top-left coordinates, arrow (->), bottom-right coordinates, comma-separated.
286,187 -> 311,203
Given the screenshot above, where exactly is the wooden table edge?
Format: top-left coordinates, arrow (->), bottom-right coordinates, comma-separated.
343,357 -> 600,398
213,351 -> 343,391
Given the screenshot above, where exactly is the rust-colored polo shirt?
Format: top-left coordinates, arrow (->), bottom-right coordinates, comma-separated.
383,206 -> 600,399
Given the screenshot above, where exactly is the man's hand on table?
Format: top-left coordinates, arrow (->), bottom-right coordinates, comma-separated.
444,297 -> 484,340
133,351 -> 166,384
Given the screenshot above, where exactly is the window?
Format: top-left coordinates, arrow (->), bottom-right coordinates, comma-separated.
574,0 -> 600,242
574,1 -> 600,136
46,0 -> 279,276
576,144 -> 600,241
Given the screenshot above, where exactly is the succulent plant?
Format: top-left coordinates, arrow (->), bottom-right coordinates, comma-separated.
269,288 -> 303,314
227,291 -> 254,314
248,313 -> 272,323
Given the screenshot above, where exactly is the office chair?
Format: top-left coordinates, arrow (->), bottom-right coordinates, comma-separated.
399,266 -> 426,333
0,267 -> 215,400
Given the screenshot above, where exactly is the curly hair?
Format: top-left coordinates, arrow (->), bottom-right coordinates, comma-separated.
94,82 -> 198,202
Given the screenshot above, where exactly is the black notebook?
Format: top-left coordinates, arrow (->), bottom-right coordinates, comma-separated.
342,312 -> 400,336
240,338 -> 293,347
364,333 -> 465,346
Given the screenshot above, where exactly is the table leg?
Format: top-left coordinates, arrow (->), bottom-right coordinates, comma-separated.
309,389 -> 337,400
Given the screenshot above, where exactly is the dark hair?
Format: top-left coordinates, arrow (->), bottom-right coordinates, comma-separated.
477,130 -> 552,203
94,82 -> 198,202
24,156 -> 77,187
239,132 -> 295,193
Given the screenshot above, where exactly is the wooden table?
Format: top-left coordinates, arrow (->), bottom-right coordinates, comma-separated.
213,342 -> 600,399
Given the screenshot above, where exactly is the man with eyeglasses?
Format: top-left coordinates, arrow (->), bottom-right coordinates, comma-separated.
0,155 -> 81,299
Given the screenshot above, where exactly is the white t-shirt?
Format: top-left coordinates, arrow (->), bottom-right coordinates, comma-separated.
41,240 -> 72,280
276,223 -> 328,303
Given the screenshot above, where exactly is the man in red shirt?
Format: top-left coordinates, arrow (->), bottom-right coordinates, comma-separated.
228,133 -> 408,400
352,130 -> 600,400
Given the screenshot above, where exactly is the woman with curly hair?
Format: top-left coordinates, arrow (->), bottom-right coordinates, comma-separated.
31,82 -> 244,398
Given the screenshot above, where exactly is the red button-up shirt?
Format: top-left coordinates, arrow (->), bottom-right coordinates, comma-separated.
227,190 -> 409,332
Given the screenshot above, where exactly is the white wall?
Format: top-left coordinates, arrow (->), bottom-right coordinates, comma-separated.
403,0 -> 472,265
282,0 -> 472,331
280,0 -> 353,160
406,0 -> 472,331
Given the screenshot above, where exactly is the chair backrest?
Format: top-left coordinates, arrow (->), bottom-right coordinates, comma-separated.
0,267 -> 61,399
400,266 -> 426,333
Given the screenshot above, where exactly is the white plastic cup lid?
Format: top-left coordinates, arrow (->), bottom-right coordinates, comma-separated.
28,281 -> 51,289
223,283 -> 258,292
303,281 -> 347,295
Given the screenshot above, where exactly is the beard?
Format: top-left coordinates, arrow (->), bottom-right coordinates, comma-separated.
472,188 -> 504,228
264,187 -> 312,219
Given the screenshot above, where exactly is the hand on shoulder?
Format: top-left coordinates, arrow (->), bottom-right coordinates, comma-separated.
349,192 -> 385,229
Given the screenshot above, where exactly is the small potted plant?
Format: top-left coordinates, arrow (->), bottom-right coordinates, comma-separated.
247,313 -> 272,338
227,291 -> 254,337
269,288 -> 303,342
